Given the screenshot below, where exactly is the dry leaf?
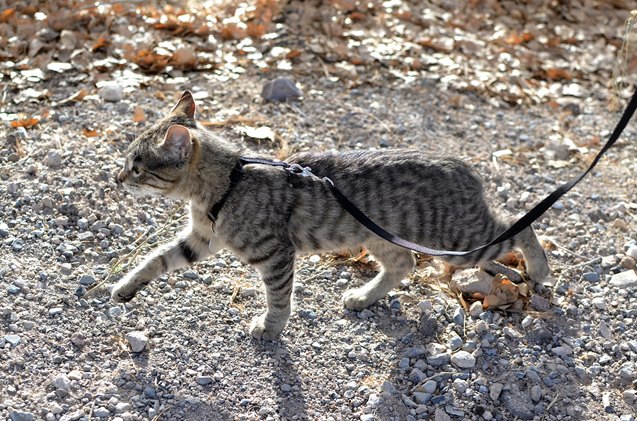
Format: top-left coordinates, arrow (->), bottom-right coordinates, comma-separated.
82,128 -> 99,137
504,31 -> 534,46
219,23 -> 246,40
132,106 -> 145,123
545,68 -> 572,81
11,117 -> 39,128
171,47 -> 197,69
92,35 -> 109,52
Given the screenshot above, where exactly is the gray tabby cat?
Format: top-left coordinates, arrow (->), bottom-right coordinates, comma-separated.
111,91 -> 550,340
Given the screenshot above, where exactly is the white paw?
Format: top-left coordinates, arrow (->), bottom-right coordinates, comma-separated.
110,274 -> 141,303
249,313 -> 284,341
342,287 -> 374,311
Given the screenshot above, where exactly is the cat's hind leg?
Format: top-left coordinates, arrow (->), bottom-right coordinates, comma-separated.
249,245 -> 296,340
111,230 -> 217,302
343,241 -> 415,311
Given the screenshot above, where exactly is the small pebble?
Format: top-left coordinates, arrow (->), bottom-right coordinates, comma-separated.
422,380 -> 437,394
531,385 -> 543,402
489,383 -> 503,401
261,77 -> 302,101
451,351 -> 476,368
469,301 -> 483,317
610,270 -> 637,288
125,331 -> 148,352
99,82 -> 124,102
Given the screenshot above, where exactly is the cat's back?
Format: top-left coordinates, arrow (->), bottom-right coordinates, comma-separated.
287,149 -> 483,189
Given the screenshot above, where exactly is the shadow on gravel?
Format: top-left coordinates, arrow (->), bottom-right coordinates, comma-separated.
250,339 -> 309,420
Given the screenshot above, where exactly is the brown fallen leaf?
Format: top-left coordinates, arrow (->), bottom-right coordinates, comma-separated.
171,47 -> 197,69
132,106 -> 145,123
92,35 -> 109,52
545,68 -> 572,81
11,116 -> 39,128
83,128 -> 99,137
504,31 -> 534,46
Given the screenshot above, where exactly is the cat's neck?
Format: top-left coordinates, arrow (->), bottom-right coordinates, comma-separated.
182,136 -> 241,214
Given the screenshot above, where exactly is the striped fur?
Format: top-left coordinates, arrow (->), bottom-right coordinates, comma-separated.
111,91 -> 550,340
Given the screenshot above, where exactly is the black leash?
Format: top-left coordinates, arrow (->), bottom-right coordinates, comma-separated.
208,89 -> 637,256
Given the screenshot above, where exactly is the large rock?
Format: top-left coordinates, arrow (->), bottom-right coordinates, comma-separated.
610,270 -> 637,288
261,78 -> 302,102
450,268 -> 492,296
125,331 -> 148,352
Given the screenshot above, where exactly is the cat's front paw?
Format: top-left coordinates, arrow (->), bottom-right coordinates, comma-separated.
110,274 -> 143,303
249,313 -> 284,341
342,287 -> 375,311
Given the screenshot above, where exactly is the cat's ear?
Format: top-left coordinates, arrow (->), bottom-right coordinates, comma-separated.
170,90 -> 196,119
161,125 -> 192,160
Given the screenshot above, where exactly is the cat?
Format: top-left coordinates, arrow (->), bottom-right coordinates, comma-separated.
111,90 -> 550,340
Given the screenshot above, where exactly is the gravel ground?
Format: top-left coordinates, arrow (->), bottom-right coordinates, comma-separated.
2,65 -> 637,421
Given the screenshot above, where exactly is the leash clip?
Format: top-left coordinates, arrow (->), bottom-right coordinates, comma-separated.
287,163 -> 314,177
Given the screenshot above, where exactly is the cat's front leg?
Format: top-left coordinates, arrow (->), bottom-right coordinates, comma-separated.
249,246 -> 295,340
111,231 -> 218,303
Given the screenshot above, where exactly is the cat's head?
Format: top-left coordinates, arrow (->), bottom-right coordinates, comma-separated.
117,91 -> 198,197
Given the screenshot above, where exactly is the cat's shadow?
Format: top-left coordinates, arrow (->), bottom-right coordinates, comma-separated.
249,339 -> 309,420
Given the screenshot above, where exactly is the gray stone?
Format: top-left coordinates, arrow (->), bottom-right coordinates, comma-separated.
125,331 -> 148,352
409,368 -> 426,383
108,307 -> 123,317
427,352 -> 450,367
628,245 -> 637,260
182,270 -> 199,280
451,351 -> 476,368
9,411 -> 35,421
261,77 -> 302,101
610,271 -> 637,288
0,222 -> 9,237
413,392 -> 431,404
551,345 -> 573,358
299,309 -> 317,320
423,380 -> 437,394
622,389 -> 636,405
115,402 -> 131,413
452,307 -> 465,326
502,383 -> 535,420
79,273 -> 96,286
591,297 -> 606,310
196,375 -> 213,385
448,334 -> 463,350
45,150 -> 62,168
526,368 -> 542,384
434,408 -> 452,421
93,407 -> 110,417
583,272 -> 600,282
99,82 -> 124,102
52,374 -> 71,391
530,295 -> 550,311
489,383 -> 503,401
398,357 -> 410,369
450,268 -> 492,296
240,287 -> 257,298
5,334 -> 21,347
404,345 -> 426,358
531,385 -> 543,402
469,301 -> 483,317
